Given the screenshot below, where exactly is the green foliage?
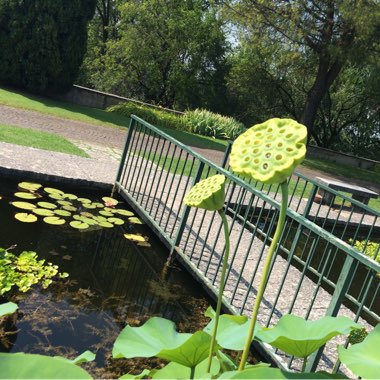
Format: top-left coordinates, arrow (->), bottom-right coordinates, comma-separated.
351,240 -> 380,264
0,302 -> 18,317
183,109 -> 245,140
0,0 -> 96,93
108,102 -> 185,130
0,248 -> 68,295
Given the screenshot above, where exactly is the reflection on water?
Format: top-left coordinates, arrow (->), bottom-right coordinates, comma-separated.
0,180 -> 209,378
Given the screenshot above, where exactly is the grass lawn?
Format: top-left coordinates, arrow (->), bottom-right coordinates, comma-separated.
0,124 -> 89,157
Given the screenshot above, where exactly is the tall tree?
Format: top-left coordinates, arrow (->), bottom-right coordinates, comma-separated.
223,0 -> 379,140
0,0 -> 96,94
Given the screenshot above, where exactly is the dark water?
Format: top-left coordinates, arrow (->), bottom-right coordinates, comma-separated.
0,179 -> 210,378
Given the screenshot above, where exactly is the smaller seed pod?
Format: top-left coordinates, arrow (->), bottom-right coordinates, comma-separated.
184,174 -> 226,211
229,118 -> 307,184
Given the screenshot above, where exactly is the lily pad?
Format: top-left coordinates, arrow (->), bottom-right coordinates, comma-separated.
137,242 -> 151,248
48,193 -> 64,200
99,210 -> 114,217
44,187 -> 64,195
128,217 -> 144,225
124,234 -> 146,242
54,209 -> 72,217
64,193 -> 78,200
14,192 -> 38,200
114,209 -> 134,216
92,202 -> 104,208
98,221 -> 114,228
12,201 -> 36,210
43,216 -> 66,225
15,213 -> 38,223
256,314 -> 360,358
18,182 -> 42,192
37,202 -> 57,210
80,212 -> 94,218
82,203 -> 97,209
77,198 -> 91,204
102,196 -> 118,207
63,205 -> 77,212
0,302 -> 18,317
93,215 -> 107,222
33,208 -> 55,216
338,323 -> 380,379
108,217 -> 124,225
57,200 -> 73,206
70,221 -> 89,230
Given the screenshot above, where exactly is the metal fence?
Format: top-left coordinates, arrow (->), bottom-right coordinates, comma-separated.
113,115 -> 380,374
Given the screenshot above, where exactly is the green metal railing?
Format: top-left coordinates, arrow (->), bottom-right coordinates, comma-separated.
113,115 -> 380,374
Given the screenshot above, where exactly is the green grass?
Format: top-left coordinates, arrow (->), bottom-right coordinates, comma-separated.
0,124 -> 89,157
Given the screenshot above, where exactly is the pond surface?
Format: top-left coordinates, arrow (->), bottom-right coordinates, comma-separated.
0,179 -> 210,378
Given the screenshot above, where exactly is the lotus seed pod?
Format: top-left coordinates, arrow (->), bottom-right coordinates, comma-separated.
184,174 -> 226,211
229,118 -> 307,184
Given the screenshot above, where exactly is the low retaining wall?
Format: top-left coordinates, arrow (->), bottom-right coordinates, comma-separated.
306,145 -> 380,171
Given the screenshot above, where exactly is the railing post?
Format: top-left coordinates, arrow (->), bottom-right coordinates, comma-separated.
305,254 -> 356,372
221,141 -> 232,168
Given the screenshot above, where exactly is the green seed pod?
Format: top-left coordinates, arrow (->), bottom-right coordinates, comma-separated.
229,118 -> 307,184
184,174 -> 226,211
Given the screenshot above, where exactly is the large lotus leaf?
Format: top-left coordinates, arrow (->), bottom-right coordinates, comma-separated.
119,369 -> 151,379
18,182 -> 42,192
48,193 -> 64,200
0,302 -> 18,317
151,357 -> 220,379
83,203 -> 97,209
33,208 -> 55,216
70,350 -> 96,364
12,201 -> 36,210
15,213 -> 38,223
37,201 -> 57,210
184,174 -> 225,211
204,314 -> 251,350
57,200 -> 73,206
114,209 -> 134,216
99,210 -> 114,217
70,221 -> 89,230
219,368 -> 346,379
92,202 -> 105,208
44,187 -> 64,195
108,217 -> 124,225
43,216 -> 66,225
55,209 -> 72,217
63,205 -> 77,212
113,317 -> 192,359
98,221 -> 114,228
77,198 -> 91,204
256,315 -> 360,358
229,118 -> 307,184
64,193 -> 78,200
14,192 -> 38,200
0,353 -> 92,379
338,323 -> 380,379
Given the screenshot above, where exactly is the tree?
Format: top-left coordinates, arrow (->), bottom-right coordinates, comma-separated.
0,0 -> 96,93
79,0 -> 230,111
223,0 -> 379,140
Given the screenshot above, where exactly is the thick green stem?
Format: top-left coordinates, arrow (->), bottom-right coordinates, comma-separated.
190,366 -> 195,379
206,209 -> 231,373
238,182 -> 288,371
301,356 -> 308,372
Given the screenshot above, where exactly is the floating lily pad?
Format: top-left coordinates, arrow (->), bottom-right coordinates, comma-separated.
99,210 -> 114,217
128,217 -> 144,225
63,205 -> 77,212
102,197 -> 118,207
92,202 -> 104,208
15,213 -> 38,223
37,201 -> 57,210
93,215 -> 107,222
64,193 -> 78,200
57,200 -> 73,206
48,193 -> 64,200
80,212 -> 93,218
44,187 -> 64,195
54,210 -> 72,217
77,198 -> 91,204
137,242 -> 151,248
12,201 -> 36,210
124,234 -> 146,242
18,182 -> 42,192
70,221 -> 89,230
82,203 -> 96,209
43,216 -> 66,225
33,208 -> 55,216
14,192 -> 38,200
108,217 -> 124,225
81,217 -> 97,226
98,221 -> 114,228
114,209 -> 134,216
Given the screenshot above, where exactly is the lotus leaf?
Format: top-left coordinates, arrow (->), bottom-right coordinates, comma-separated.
77,198 -> 91,204
115,209 -> 134,216
48,193 -> 64,200
0,353 -> 92,379
37,201 -> 57,210
256,314 -> 360,358
64,193 -> 78,200
80,212 -> 94,217
128,217 -> 144,225
108,217 -> 124,225
119,369 -> 151,379
18,182 -> 42,192
44,187 -> 64,195
70,350 -> 96,364
338,324 -> 380,379
98,221 -> 114,228
81,217 -> 97,226
11,201 -> 36,210
14,192 -> 37,200
54,210 -> 72,217
184,174 -> 226,211
70,221 -> 89,230
92,202 -> 104,208
93,215 -> 107,222
57,200 -> 73,206
43,216 -> 66,225
229,118 -> 307,184
63,205 -> 77,212
124,234 -> 146,242
83,203 -> 97,209
0,302 -> 18,317
104,207 -> 114,212
102,196 -> 118,206
99,210 -> 113,217
33,208 -> 55,216
15,213 -> 38,223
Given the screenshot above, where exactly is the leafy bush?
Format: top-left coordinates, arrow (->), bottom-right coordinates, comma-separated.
351,240 -> 380,264
183,109 -> 245,140
108,102 -> 185,131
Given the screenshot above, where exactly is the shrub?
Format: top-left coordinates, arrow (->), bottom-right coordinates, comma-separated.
108,102 -> 185,131
351,239 -> 380,264
183,109 -> 245,140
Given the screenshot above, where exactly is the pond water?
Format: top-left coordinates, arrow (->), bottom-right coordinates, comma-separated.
0,179 -> 210,378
